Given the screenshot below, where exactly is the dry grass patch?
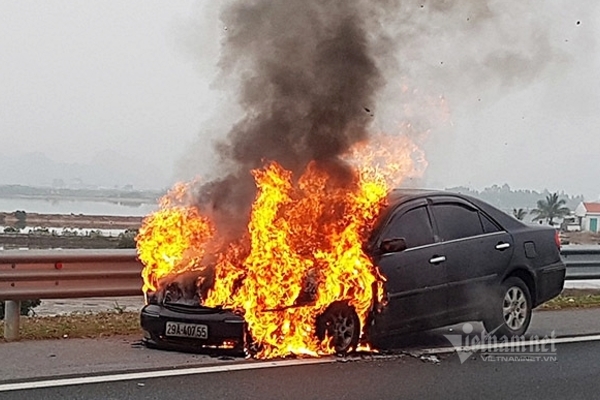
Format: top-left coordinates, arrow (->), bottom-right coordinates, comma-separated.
539,289 -> 600,310
560,231 -> 600,245
0,311 -> 142,342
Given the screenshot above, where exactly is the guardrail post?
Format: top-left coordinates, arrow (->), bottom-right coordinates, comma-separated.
4,300 -> 21,341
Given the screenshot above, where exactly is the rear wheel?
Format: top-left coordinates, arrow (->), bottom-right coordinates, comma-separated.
483,277 -> 532,337
316,302 -> 360,354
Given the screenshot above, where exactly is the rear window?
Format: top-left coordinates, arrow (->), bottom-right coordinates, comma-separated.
480,213 -> 501,233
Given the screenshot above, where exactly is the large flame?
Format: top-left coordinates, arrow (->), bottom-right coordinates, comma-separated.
137,182 -> 215,293
137,134 -> 425,358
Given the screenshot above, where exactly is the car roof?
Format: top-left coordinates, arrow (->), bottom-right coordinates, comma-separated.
384,188 -> 525,230
387,188 -> 448,206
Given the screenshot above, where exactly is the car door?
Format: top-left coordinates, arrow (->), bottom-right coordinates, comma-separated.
372,199 -> 448,332
429,198 -> 514,319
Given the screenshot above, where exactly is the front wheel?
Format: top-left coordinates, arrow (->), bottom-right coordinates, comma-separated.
316,302 -> 360,355
483,277 -> 532,338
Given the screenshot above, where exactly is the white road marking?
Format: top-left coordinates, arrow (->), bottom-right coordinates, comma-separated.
0,357 -> 335,392
417,333 -> 600,355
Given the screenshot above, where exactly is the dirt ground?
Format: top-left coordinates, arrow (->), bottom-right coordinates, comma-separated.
0,212 -> 142,230
561,231 -> 600,245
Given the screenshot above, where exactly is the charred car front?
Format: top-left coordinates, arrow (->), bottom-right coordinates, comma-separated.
141,283 -> 247,354
140,189 -> 566,354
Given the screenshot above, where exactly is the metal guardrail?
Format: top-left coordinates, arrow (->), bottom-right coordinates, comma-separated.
0,247 -> 599,340
0,249 -> 141,301
561,246 -> 600,280
0,249 -> 141,340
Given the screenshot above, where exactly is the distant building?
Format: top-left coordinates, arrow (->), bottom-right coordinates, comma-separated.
574,202 -> 600,233
560,215 -> 581,232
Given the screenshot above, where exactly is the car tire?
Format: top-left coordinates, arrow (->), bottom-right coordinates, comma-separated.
483,277 -> 532,338
316,302 -> 360,355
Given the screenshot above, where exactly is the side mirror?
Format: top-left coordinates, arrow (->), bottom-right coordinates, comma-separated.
379,237 -> 408,254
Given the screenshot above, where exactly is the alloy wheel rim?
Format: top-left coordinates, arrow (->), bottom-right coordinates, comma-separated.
502,286 -> 528,331
332,311 -> 355,350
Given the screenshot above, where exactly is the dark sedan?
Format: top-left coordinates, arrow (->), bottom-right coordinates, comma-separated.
141,189 -> 566,354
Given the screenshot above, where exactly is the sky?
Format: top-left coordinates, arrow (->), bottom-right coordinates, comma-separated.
1,0 -> 599,199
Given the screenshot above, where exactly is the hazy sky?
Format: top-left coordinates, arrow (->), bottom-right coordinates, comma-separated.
1,1 -> 599,199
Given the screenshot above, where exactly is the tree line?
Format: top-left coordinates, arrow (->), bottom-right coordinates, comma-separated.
512,192 -> 571,224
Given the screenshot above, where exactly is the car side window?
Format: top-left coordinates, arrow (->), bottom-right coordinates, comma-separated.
480,213 -> 501,233
433,203 -> 484,241
382,206 -> 434,249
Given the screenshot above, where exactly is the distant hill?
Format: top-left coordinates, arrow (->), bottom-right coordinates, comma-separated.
0,184 -> 162,204
0,151 -> 172,190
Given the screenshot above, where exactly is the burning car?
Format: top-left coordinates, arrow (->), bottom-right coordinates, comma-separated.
139,186 -> 565,356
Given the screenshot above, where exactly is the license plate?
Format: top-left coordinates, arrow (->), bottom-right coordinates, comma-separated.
165,321 -> 208,339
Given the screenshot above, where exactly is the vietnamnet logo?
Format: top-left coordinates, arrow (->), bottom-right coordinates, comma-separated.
443,323 -> 558,363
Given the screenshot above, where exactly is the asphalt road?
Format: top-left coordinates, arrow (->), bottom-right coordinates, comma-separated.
1,308 -> 600,399
1,340 -> 599,400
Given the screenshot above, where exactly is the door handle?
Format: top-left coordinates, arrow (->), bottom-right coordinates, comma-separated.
496,242 -> 511,250
429,256 -> 446,264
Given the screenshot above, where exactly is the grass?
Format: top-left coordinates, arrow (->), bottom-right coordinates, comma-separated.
0,311 -> 142,342
1,289 -> 599,342
539,289 -> 600,311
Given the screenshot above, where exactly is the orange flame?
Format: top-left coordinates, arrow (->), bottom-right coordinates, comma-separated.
137,133 -> 426,358
137,183 -> 215,293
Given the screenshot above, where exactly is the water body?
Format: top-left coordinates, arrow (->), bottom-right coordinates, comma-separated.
0,198 -> 157,216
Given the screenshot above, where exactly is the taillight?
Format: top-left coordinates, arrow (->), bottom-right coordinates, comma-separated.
554,230 -> 561,249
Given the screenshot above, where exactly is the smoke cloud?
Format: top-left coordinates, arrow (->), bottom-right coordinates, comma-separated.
192,0 -> 398,234
183,0 -> 570,233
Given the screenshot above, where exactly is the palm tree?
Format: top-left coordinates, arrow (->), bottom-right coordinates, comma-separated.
530,192 -> 570,225
512,208 -> 528,221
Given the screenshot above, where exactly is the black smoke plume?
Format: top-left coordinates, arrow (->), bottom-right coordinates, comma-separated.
186,0 -> 568,236
194,0 -> 395,235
